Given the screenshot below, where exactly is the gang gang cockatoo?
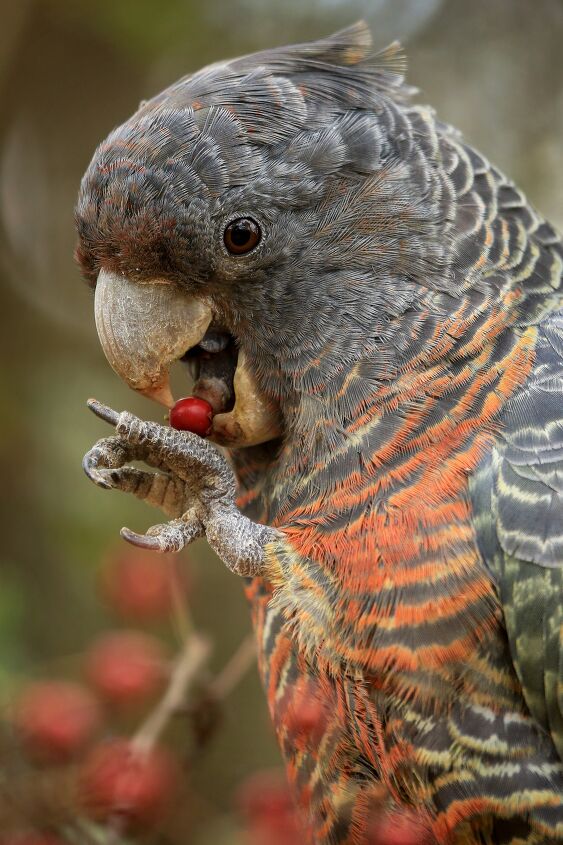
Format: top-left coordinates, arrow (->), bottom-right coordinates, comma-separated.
76,23 -> 563,845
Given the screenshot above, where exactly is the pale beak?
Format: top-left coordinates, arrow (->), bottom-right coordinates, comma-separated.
94,269 -> 212,408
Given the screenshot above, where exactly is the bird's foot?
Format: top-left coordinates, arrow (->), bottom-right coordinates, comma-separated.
83,399 -> 279,576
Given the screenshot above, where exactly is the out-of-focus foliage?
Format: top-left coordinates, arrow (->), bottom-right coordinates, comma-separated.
0,1 -> 561,842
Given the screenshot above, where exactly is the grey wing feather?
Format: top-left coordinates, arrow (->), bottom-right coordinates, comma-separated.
496,318 -> 563,567
471,311 -> 563,759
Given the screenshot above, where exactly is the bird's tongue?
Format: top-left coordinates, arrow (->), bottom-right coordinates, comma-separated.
184,327 -> 237,415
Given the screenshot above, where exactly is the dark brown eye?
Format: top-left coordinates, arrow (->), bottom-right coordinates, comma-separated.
224,217 -> 261,255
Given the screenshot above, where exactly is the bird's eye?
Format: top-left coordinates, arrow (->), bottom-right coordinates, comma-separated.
224,217 -> 261,255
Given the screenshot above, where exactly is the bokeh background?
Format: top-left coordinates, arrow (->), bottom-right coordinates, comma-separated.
1,0 -> 562,842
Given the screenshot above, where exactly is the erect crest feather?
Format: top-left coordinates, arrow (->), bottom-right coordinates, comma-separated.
230,21 -> 411,101
297,21 -> 406,87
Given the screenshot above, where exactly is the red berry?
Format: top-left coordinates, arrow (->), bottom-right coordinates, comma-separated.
79,739 -> 178,829
14,681 -> 101,763
99,548 -> 183,622
236,770 -> 301,845
368,810 -> 433,845
248,814 -> 300,845
169,397 -> 213,436
284,683 -> 327,742
235,769 -> 294,821
85,631 -> 166,709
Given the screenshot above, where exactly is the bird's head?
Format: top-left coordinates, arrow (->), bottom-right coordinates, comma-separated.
75,22 -> 447,450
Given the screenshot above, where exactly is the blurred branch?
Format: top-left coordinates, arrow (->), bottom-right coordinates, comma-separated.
208,633 -> 256,701
132,633 -> 211,757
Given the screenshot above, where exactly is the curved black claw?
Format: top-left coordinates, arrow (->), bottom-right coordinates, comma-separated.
87,398 -> 120,426
121,517 -> 202,553
82,452 -> 112,489
121,526 -> 162,550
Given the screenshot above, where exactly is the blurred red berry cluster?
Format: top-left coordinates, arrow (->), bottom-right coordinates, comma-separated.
98,547 -> 182,622
2,543 -> 308,845
5,548 -> 185,842
284,679 -> 328,744
79,739 -> 179,829
236,769 -> 302,845
368,809 -> 435,845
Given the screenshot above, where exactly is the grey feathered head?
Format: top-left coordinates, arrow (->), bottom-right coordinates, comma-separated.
75,22 -> 450,444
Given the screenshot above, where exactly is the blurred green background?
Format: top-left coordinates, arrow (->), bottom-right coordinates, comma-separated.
0,0 -> 562,841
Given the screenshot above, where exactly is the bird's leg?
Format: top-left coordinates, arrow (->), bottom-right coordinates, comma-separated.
83,400 -> 280,575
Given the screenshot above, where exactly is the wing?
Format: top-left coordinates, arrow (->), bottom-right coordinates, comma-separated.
471,312 -> 563,759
